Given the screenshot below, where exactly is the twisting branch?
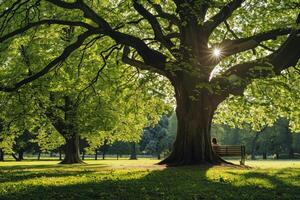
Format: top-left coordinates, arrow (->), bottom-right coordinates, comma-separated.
46,0 -> 167,72
75,44 -> 122,105
212,32 -> 300,96
122,46 -> 166,77
147,0 -> 180,27
132,1 -> 175,52
216,28 -> 296,58
0,19 -> 95,43
0,30 -> 95,92
204,0 -> 245,34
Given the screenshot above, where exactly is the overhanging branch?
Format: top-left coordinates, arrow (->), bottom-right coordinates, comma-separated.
133,1 -> 175,51
212,32 -> 300,96
217,28 -> 296,57
122,46 -> 166,76
0,19 -> 95,43
204,0 -> 245,34
0,30 -> 95,92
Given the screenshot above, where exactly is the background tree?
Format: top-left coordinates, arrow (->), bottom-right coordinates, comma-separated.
140,115 -> 169,159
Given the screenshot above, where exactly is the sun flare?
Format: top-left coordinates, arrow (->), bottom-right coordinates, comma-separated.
213,48 -> 221,57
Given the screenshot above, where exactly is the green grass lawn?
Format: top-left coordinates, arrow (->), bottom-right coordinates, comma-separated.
0,159 -> 299,200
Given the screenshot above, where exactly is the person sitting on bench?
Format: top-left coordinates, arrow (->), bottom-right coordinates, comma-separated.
212,137 -> 220,152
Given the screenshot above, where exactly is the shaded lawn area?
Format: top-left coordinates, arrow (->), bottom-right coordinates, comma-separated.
0,160 -> 299,200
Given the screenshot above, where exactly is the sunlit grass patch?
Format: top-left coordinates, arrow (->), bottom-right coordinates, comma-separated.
0,160 -> 299,200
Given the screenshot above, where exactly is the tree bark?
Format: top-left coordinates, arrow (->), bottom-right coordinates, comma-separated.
160,77 -> 223,165
37,152 -> 41,160
129,142 -> 137,160
57,96 -> 84,164
60,134 -> 83,164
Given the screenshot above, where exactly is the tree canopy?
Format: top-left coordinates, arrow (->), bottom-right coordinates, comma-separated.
0,0 -> 299,165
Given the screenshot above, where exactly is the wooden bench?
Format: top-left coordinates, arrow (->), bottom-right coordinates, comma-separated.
213,145 -> 246,165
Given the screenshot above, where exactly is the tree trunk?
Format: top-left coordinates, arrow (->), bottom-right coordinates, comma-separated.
59,148 -> 62,160
129,142 -> 137,160
12,153 -> 21,161
160,78 -> 222,165
59,96 -> 84,164
95,149 -> 98,160
82,150 -> 85,160
251,128 -> 265,160
263,152 -> 267,159
289,148 -> 294,159
157,153 -> 161,160
18,151 -> 24,161
117,153 -> 119,160
37,152 -> 41,160
60,134 -> 83,164
0,149 -> 4,161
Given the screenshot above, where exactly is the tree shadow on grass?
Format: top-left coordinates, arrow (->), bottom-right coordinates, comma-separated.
0,165 -> 299,200
0,163 -> 109,171
0,164 -> 109,184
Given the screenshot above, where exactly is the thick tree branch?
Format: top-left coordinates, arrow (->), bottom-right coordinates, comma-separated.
204,0 -> 245,34
217,28 -> 296,57
147,0 -> 180,27
212,32 -> 300,96
122,46 -> 166,77
0,30 -> 95,92
133,1 -> 175,51
0,19 -> 95,43
46,0 -> 168,72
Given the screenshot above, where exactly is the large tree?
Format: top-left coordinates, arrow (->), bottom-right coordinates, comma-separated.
0,0 -> 299,165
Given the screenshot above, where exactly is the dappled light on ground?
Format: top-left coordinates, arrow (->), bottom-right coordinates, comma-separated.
0,160 -> 299,200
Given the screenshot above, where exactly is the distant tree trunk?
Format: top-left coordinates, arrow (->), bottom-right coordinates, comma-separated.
129,142 -> 137,160
59,148 -> 62,160
285,124 -> 294,159
117,153 -> 119,160
12,153 -> 21,161
50,152 -> 53,157
61,134 -> 83,164
0,149 -> 4,161
46,95 -> 83,164
101,139 -> 109,160
18,151 -> 24,161
289,148 -> 294,159
275,152 -> 279,159
82,150 -> 85,160
37,152 -> 41,160
263,152 -> 267,160
95,149 -> 98,160
156,145 -> 161,160
251,128 -> 265,160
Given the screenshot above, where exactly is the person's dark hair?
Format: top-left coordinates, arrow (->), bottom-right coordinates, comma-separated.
212,138 -> 217,144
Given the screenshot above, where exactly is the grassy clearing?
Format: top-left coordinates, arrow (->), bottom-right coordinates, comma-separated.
0,159 -> 299,200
